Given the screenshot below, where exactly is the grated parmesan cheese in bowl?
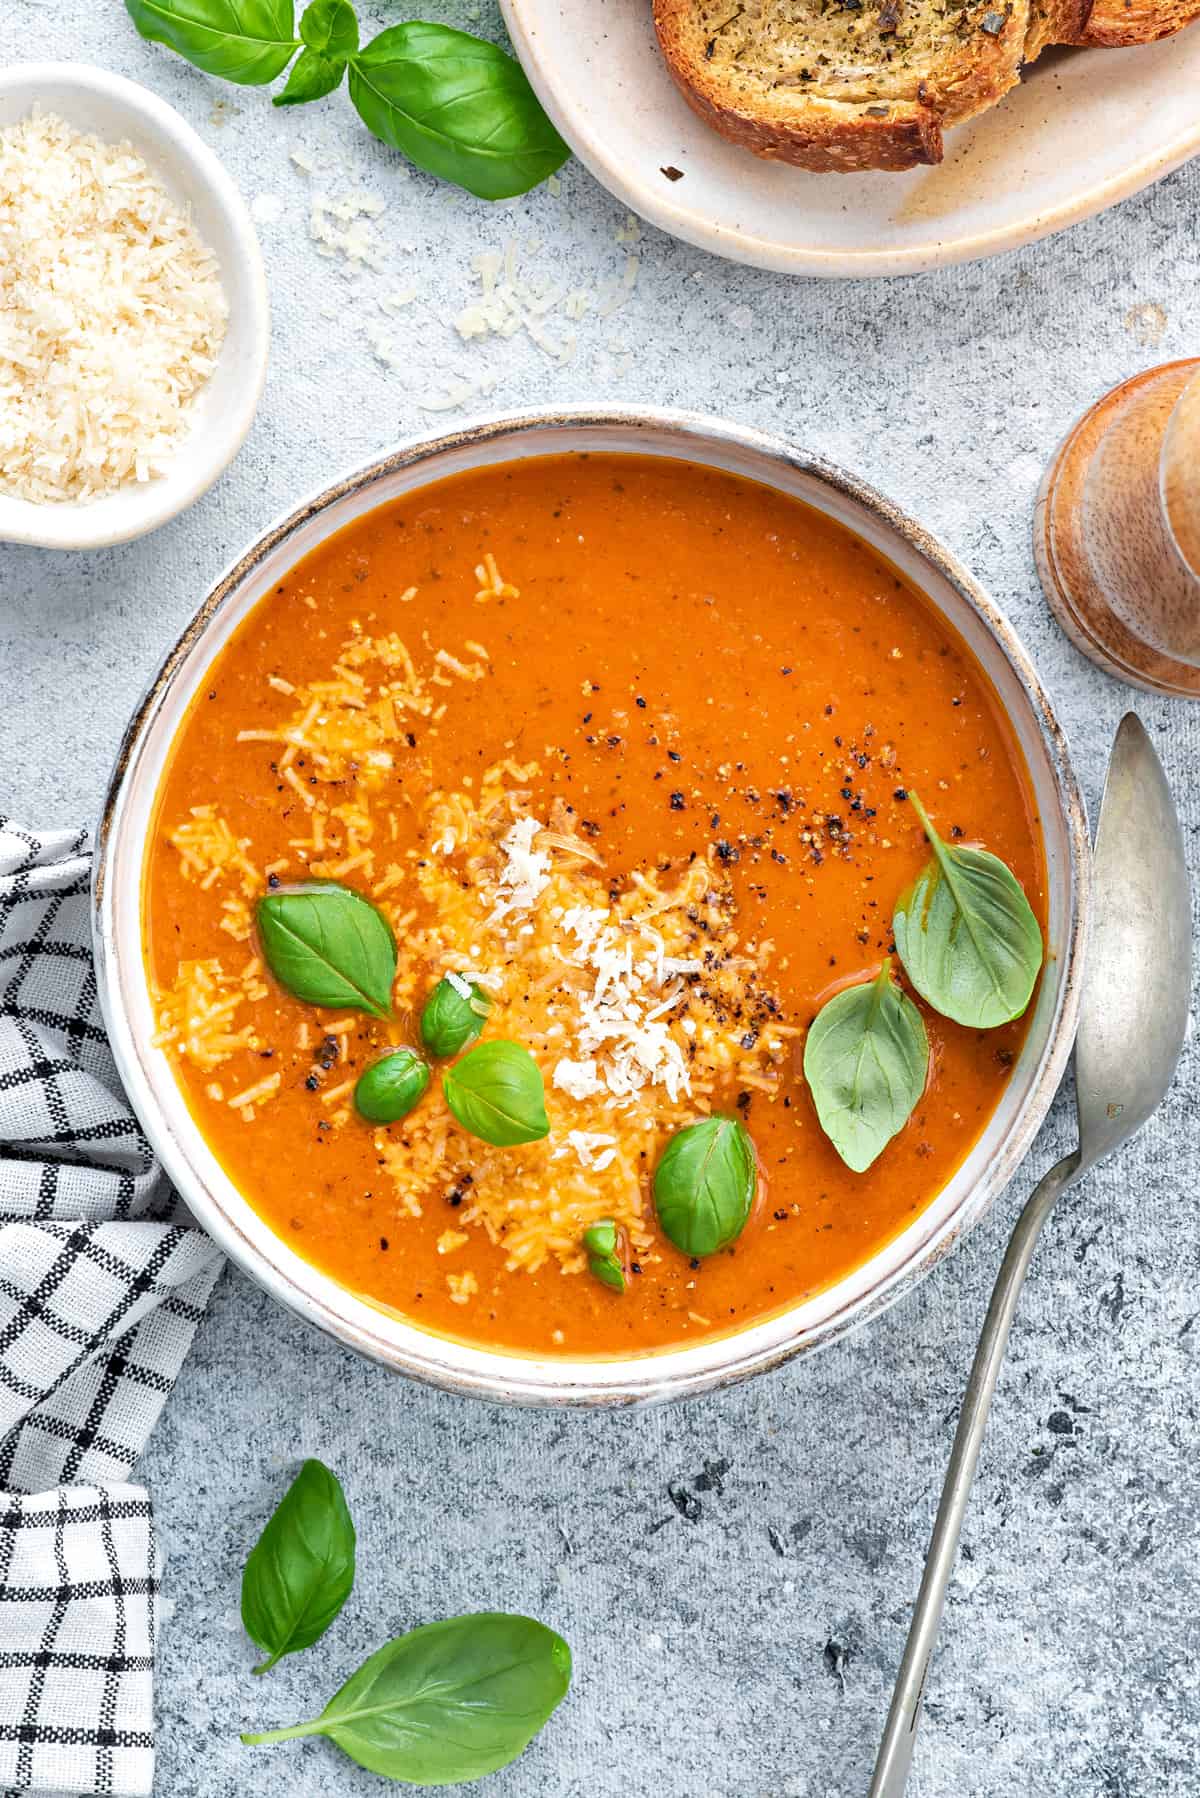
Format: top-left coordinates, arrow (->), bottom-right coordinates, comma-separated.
0,63 -> 268,548
0,109 -> 227,504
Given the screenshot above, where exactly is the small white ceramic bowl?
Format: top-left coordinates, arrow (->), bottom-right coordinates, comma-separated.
95,408 -> 1090,1406
0,62 -> 269,551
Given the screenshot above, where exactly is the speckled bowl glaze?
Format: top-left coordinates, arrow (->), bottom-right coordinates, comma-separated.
94,409 -> 1089,1405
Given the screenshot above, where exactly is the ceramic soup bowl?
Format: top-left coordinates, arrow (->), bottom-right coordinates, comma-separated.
94,408 -> 1089,1405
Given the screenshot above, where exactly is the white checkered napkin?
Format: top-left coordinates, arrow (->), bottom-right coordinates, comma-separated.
0,820 -> 224,1797
0,1488 -> 156,1798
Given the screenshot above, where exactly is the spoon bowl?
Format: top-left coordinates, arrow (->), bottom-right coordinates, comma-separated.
1074,714 -> 1192,1166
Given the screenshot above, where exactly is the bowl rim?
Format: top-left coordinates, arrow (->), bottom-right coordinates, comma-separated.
93,404 -> 1090,1405
0,60 -> 269,551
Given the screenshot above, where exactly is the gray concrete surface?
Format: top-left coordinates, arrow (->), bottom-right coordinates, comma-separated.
5,8 -> 1200,1794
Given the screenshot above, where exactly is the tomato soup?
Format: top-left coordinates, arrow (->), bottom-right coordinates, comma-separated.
144,454 -> 1045,1358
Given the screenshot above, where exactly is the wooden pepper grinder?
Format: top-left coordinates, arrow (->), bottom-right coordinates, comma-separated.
1035,359 -> 1200,697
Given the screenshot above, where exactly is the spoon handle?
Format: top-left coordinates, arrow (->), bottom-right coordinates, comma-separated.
867,1150 -> 1080,1798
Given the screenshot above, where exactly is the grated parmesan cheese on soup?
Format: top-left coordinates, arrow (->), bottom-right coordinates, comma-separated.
489,815 -> 552,921
0,110 -> 228,504
154,596 -> 791,1281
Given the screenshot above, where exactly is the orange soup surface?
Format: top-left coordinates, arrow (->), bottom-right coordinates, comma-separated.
145,454 -> 1045,1358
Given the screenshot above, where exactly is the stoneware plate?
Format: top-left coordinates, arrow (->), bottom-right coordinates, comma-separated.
0,62 -> 269,551
498,0 -> 1200,277
94,408 -> 1089,1406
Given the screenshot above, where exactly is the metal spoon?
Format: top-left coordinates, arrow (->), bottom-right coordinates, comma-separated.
869,712 -> 1192,1798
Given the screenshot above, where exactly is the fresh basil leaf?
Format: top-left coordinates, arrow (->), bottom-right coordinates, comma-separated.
443,1040 -> 549,1146
257,882 -> 395,1018
347,23 -> 569,202
804,960 -> 929,1173
299,0 -> 357,56
241,1459 -> 356,1676
274,2 -> 357,104
583,1219 -> 626,1293
420,974 -> 491,1059
653,1116 -> 756,1258
274,46 -> 344,104
354,1048 -> 430,1123
124,0 -> 299,85
893,792 -> 1044,1029
589,1256 -> 625,1292
241,1612 -> 572,1783
584,1218 -> 616,1256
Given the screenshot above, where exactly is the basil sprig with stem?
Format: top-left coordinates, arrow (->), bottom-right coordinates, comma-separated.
124,0 -> 568,199
804,960 -> 929,1173
893,792 -> 1044,1029
443,1040 -> 549,1146
420,974 -> 491,1059
241,1612 -> 572,1783
653,1115 -> 757,1258
241,1459 -> 356,1675
256,882 -> 395,1018
583,1219 -> 625,1293
354,1047 -> 430,1123
275,0 -> 358,104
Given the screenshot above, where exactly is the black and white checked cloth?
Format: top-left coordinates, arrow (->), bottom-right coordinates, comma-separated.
0,820 -> 223,1798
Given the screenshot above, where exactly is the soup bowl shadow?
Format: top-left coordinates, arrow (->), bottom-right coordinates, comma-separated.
94,408 -> 1089,1406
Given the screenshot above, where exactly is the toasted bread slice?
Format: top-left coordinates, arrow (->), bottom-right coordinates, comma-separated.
1060,0 -> 1200,43
1023,0 -> 1093,59
653,0 -> 1030,172
656,0 -> 1197,175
